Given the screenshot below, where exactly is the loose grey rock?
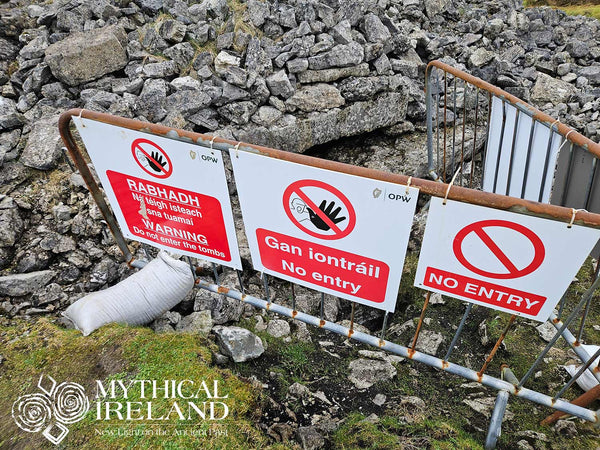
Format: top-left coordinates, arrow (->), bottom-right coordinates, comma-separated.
247,0 -> 269,28
142,60 -> 178,78
469,48 -> 496,68
213,326 -> 264,362
176,310 -> 213,335
298,63 -> 370,84
189,108 -> 219,130
308,42 -> 364,70
531,73 -> 576,105
286,58 -> 309,74
159,19 -> 186,43
296,426 -> 325,450
19,35 -> 48,60
45,25 -> 128,86
535,321 -> 556,342
414,330 -> 444,356
373,393 -> 386,406
331,20 -> 353,44
361,14 -> 391,43
0,270 -> 55,296
554,419 -> 578,437
0,208 -> 23,247
578,66 -> 600,85
348,358 -> 397,389
286,84 -> 345,112
20,115 -> 63,170
288,382 -> 311,398
251,106 -> 283,127
425,0 -> 450,17
135,78 -> 168,122
266,319 -> 290,337
0,98 -> 25,131
214,51 -> 240,76
151,310 -> 181,333
266,70 -> 294,99
463,397 -> 515,419
194,284 -> 243,324
218,101 -> 257,125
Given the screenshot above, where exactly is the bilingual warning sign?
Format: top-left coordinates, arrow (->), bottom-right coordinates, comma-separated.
414,198 -> 600,321
231,150 -> 419,312
74,118 -> 242,269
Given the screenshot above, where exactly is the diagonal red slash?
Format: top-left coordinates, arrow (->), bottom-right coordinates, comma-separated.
294,187 -> 344,235
473,227 -> 520,274
453,219 -> 545,280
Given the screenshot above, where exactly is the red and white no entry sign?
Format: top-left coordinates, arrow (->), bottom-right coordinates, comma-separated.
131,138 -> 173,179
231,150 -> 420,313
453,220 -> 545,280
283,179 -> 356,240
415,198 -> 600,322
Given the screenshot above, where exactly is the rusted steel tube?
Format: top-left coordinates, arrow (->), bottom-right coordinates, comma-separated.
58,109 -> 600,229
410,292 -> 431,355
426,61 -> 600,158
541,385 -> 600,425
478,315 -> 516,378
58,112 -> 134,265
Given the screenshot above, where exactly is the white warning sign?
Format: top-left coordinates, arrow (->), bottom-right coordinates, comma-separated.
414,198 -> 600,321
74,117 -> 242,269
230,150 -> 419,312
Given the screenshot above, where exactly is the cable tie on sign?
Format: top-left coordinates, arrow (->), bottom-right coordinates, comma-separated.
568,208 -> 588,228
77,108 -> 86,127
558,130 -> 575,152
550,118 -> 561,131
234,142 -> 241,158
405,176 -> 412,195
209,135 -> 217,150
443,169 -> 460,205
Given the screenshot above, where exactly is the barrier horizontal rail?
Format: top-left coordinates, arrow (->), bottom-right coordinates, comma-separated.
58,108 -> 600,447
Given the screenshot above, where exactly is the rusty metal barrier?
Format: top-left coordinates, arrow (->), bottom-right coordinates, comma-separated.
59,109 -> 600,448
425,60 -> 600,208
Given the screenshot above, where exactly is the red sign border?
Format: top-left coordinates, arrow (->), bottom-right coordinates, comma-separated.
453,219 -> 545,280
283,179 -> 356,240
131,138 -> 173,179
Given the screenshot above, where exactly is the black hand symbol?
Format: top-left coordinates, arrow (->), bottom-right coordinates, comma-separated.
147,151 -> 166,172
308,200 -> 346,231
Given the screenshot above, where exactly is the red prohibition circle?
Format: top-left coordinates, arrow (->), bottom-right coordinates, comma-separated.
453,219 -> 545,279
131,138 -> 173,179
283,179 -> 356,240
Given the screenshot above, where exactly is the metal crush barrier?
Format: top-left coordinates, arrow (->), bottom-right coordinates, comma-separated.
59,108 -> 600,449
425,60 -> 600,207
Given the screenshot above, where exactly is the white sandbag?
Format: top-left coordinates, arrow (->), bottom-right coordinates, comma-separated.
562,345 -> 600,392
64,251 -> 194,336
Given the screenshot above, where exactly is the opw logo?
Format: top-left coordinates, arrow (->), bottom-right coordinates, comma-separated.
12,374 -> 89,445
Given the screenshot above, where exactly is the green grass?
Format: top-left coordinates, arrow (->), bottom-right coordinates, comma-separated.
331,413 -> 482,449
560,3 -> 600,19
0,319 -> 271,449
524,0 -> 600,20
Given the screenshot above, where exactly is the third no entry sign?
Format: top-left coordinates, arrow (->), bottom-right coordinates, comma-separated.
231,150 -> 419,312
414,198 -> 600,321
